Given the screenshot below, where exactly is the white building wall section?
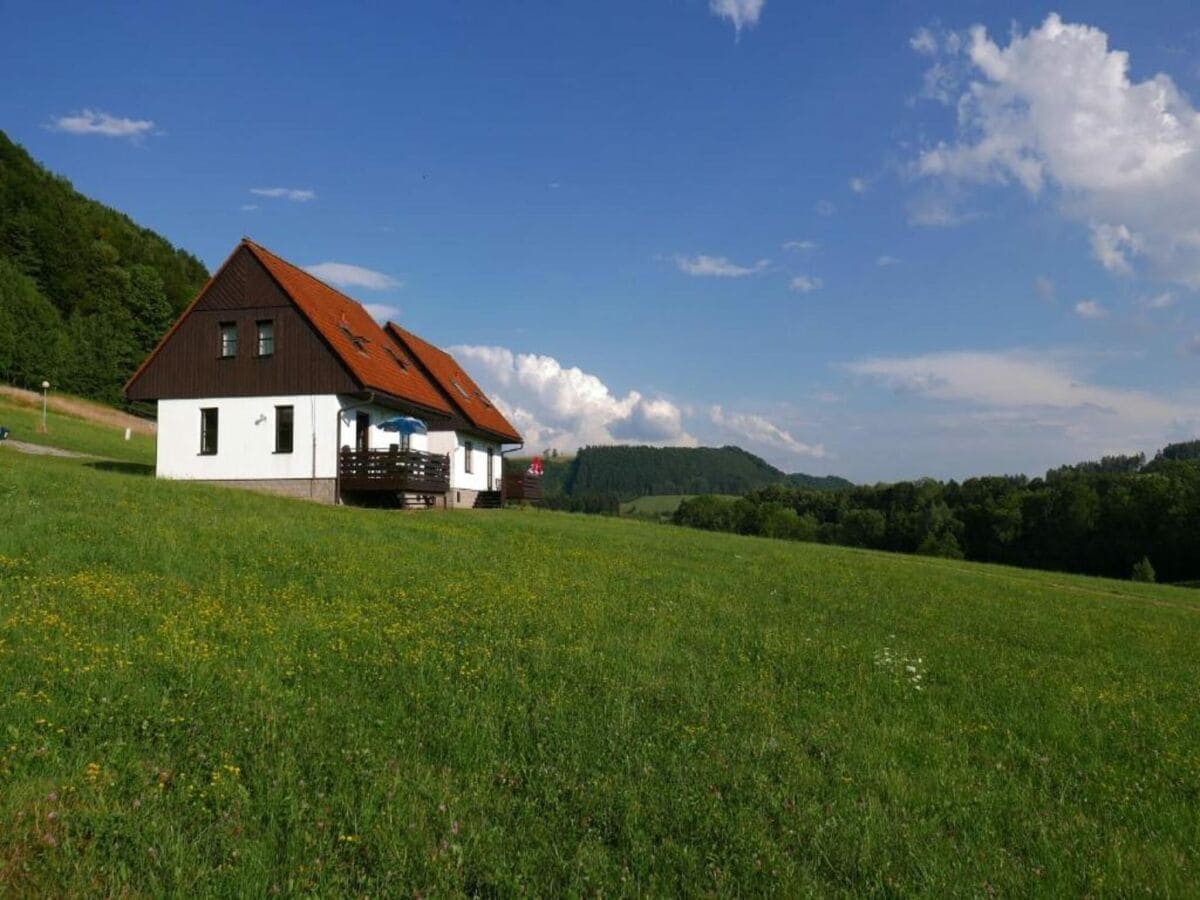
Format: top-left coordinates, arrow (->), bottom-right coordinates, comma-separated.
428,429 -> 502,492
157,395 -> 343,481
156,395 -> 433,481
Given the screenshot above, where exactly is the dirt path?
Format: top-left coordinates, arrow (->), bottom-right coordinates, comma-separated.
0,439 -> 95,459
0,385 -> 155,435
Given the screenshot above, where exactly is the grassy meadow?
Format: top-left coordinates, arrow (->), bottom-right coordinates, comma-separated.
620,493 -> 738,520
1,444 -> 1198,894
0,395 -> 155,465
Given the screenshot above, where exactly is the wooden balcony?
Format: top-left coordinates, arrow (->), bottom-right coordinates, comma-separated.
339,448 -> 451,494
502,472 -> 543,503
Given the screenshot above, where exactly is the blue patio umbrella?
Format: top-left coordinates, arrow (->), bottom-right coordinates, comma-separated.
377,415 -> 428,436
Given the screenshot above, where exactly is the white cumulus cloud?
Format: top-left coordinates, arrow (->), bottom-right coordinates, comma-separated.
450,345 -> 696,451
48,109 -> 154,139
250,187 -> 316,202
674,254 -> 769,277
304,262 -> 401,291
710,406 -> 825,459
912,13 -> 1200,286
709,0 -> 764,34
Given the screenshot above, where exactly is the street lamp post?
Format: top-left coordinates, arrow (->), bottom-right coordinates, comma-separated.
39,381 -> 49,434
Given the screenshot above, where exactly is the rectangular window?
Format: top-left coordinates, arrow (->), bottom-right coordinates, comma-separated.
256,320 -> 275,357
464,440 -> 474,473
200,407 -> 218,455
220,323 -> 238,358
275,405 -> 294,454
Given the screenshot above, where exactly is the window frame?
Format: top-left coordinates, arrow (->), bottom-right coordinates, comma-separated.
219,322 -> 238,359
200,407 -> 219,455
256,319 -> 275,358
274,404 -> 294,454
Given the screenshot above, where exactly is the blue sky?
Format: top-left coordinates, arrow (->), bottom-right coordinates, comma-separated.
5,1 -> 1200,481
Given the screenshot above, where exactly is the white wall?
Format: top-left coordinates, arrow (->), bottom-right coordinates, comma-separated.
156,395 -> 431,481
428,430 -> 501,491
333,402 -> 430,455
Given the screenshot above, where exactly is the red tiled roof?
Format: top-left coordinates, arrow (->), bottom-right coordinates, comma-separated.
386,323 -> 522,443
242,240 -> 454,416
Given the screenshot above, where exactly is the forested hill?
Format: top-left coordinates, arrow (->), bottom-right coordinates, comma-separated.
0,130 -> 208,403
509,445 -> 852,500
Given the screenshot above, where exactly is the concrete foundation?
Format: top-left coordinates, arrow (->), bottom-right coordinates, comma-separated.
449,488 -> 480,509
195,478 -> 337,504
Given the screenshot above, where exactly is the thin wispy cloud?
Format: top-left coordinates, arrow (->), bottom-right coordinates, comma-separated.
790,275 -> 823,293
674,254 -> 770,278
783,240 -> 818,252
250,187 -> 316,202
240,204 -> 259,212
1035,275 -> 1056,302
877,255 -> 901,267
363,303 -> 402,323
847,350 -> 1186,426
709,0 -> 764,35
1074,299 -> 1107,320
814,199 -> 837,216
48,109 -> 154,139
1140,291 -> 1176,310
710,405 -> 825,458
849,176 -> 869,194
304,262 -> 401,290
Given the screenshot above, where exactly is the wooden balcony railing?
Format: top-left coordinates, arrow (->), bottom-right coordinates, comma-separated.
339,448 -> 451,494
502,472 -> 543,502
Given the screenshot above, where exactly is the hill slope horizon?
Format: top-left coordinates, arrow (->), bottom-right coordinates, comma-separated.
506,444 -> 852,499
0,130 -> 208,402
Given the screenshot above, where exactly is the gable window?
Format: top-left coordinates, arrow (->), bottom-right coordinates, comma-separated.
464,440 -> 474,474
200,407 -> 219,455
219,323 -> 238,358
275,405 -> 294,454
256,320 -> 275,357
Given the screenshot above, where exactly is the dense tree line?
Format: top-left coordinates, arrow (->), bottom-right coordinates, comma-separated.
507,444 -> 850,501
674,447 -> 1200,583
0,131 -> 208,403
539,491 -> 622,515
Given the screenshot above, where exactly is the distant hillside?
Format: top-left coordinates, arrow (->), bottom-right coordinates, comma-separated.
0,130 -> 208,402
507,445 -> 851,501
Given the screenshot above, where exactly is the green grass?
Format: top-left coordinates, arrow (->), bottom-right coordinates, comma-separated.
620,493 -> 738,519
1,451 -> 1198,895
0,397 -> 154,465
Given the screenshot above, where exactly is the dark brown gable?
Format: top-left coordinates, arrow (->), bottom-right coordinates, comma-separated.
126,245 -> 360,401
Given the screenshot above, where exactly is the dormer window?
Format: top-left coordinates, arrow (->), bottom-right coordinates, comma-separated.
220,322 -> 238,358
256,320 -> 274,357
338,321 -> 369,355
384,346 -> 409,371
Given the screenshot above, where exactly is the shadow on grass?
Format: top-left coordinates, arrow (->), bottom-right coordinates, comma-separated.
86,461 -> 155,477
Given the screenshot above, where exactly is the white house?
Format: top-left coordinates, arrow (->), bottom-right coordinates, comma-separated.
125,238 -> 523,507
